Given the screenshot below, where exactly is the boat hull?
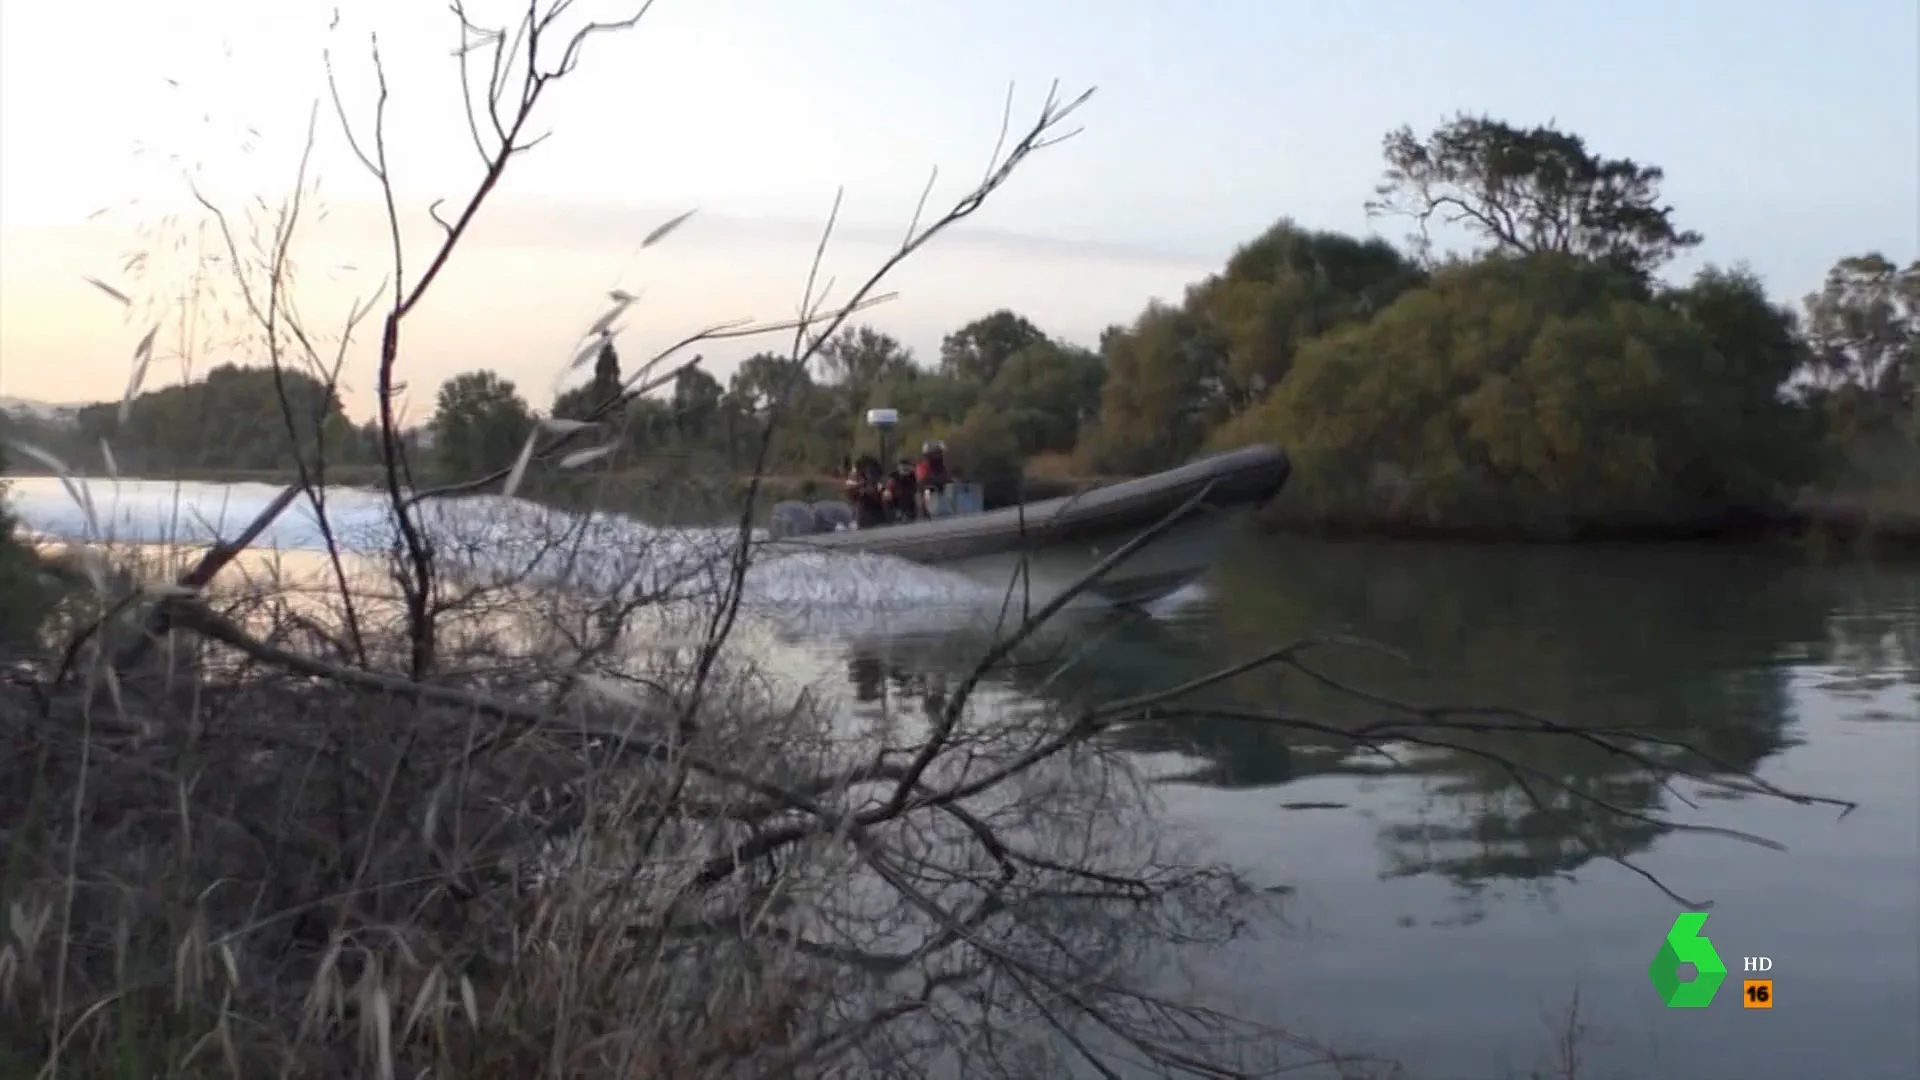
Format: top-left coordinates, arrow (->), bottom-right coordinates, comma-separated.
769,444 -> 1289,606
934,502 -> 1253,606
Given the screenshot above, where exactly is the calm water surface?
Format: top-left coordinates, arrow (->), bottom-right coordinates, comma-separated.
817,535 -> 1920,1080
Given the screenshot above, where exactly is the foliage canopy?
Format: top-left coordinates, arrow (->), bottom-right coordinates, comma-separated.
7,114 -> 1912,535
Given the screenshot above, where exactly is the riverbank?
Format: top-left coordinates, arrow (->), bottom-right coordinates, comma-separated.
0,463 -> 832,524
1253,490 -> 1920,557
1028,470 -> 1920,557
0,463 -> 1091,521
10,463 -> 1918,557
1017,455 -> 1920,555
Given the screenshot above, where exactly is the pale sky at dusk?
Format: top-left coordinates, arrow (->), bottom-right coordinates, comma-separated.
1,0 -> 1915,423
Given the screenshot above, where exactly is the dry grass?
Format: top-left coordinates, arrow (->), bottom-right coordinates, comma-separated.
5,520 -> 867,1058
1,497 -> 1306,1080
0,551 -> 843,1078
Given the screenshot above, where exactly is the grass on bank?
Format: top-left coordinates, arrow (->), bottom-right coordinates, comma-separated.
0,544 -> 835,1078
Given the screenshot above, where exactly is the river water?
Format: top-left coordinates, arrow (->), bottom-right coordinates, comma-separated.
7,478 -> 1918,1079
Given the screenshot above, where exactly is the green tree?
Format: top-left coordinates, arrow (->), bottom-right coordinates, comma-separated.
728,352 -> 809,416
1662,264 -> 1820,495
818,325 -> 916,400
0,407 -> 86,471
1367,113 -> 1703,279
351,420 -> 388,463
723,352 -> 838,467
1796,253 -> 1920,483
72,364 -> 360,474
1077,221 -> 1426,475
1189,219 -> 1427,408
431,370 -> 533,478
1216,253 -> 1810,532
942,408 -> 1026,508
1802,253 -> 1919,402
882,371 -> 978,430
973,339 -> 1105,456
1078,302 -> 1229,474
671,365 -> 724,443
940,310 -> 1047,385
623,397 -> 676,454
554,340 -> 625,421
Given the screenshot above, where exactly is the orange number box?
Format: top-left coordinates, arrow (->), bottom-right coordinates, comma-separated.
1742,979 -> 1773,1009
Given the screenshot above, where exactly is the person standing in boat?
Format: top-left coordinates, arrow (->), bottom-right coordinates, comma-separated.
914,439 -> 951,517
883,458 -> 920,522
842,453 -> 888,528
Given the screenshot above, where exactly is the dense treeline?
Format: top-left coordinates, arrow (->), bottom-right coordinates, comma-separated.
1,364 -> 386,477
416,310 -> 1111,506
5,112 -> 1915,535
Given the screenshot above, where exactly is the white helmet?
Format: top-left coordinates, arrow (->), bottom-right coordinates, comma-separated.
922,439 -> 946,455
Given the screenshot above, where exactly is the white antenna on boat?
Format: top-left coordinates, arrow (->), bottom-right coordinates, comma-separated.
865,407 -> 899,464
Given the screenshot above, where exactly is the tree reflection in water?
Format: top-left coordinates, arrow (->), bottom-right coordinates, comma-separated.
831,538 -> 1906,904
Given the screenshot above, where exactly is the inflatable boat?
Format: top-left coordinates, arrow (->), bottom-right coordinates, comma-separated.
767,421 -> 1289,607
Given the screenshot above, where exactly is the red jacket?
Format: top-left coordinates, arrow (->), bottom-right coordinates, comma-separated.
914,456 -> 949,487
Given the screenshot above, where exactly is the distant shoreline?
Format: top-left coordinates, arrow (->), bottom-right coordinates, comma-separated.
1255,493 -> 1920,556
8,465 -> 1919,556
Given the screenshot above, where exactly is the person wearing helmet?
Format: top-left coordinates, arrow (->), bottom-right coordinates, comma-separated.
914,440 -> 949,487
914,439 -> 951,517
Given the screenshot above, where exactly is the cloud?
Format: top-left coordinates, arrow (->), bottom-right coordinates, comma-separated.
0,194 -> 1219,422
257,194 -> 1220,267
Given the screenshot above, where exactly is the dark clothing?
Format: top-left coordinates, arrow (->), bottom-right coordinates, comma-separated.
883,466 -> 919,522
844,454 -> 887,528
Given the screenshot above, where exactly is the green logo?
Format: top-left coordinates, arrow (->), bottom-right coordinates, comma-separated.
1648,912 -> 1727,1008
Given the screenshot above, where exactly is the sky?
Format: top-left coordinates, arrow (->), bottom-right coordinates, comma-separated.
1,0 -> 1915,423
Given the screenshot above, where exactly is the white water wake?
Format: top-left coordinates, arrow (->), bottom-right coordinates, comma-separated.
4,476 -> 1014,638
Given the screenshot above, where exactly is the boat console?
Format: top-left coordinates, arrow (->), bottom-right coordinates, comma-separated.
767,405 -> 982,538
921,483 -> 984,520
